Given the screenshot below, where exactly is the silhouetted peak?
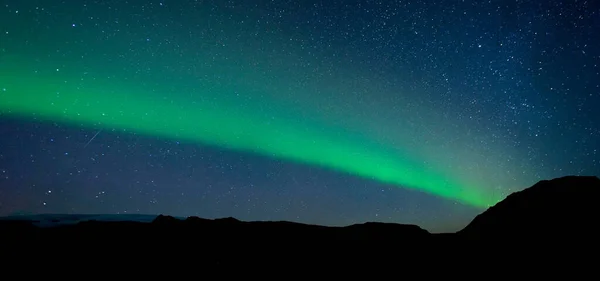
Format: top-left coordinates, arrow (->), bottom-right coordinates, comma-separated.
347,222 -> 429,234
460,175 -> 600,239
515,175 -> 598,194
214,217 -> 241,224
152,214 -> 180,224
491,175 -> 599,210
185,216 -> 210,223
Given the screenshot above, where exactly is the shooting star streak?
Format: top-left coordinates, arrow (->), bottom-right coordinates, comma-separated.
84,129 -> 102,148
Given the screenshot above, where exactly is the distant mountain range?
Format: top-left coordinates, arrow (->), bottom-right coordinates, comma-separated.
0,213 -> 168,227
1,175 -> 599,263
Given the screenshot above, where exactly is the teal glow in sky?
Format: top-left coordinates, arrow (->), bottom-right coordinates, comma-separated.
1,0 -> 596,233
0,58 -> 499,208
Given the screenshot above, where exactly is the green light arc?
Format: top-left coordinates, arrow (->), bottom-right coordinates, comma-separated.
0,70 -> 499,208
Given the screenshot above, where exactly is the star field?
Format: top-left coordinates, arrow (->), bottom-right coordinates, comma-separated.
0,0 -> 598,232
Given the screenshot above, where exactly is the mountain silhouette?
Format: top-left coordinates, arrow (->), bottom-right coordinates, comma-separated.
458,175 -> 600,241
1,175 -> 599,263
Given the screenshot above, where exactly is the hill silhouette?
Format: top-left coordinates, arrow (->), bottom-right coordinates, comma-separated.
458,175 -> 600,240
1,175 -> 599,263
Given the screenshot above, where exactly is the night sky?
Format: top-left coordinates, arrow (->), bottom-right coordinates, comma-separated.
1,0 -> 598,233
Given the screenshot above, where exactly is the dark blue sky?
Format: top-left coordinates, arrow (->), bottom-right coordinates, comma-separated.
0,0 -> 598,233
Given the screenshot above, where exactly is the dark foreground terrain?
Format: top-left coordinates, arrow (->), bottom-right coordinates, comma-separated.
2,176 -> 599,265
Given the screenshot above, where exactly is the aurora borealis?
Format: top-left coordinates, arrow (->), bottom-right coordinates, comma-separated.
0,61 -> 495,208
1,0 -> 599,232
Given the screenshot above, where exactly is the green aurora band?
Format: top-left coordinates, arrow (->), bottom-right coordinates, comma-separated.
0,68 -> 499,208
